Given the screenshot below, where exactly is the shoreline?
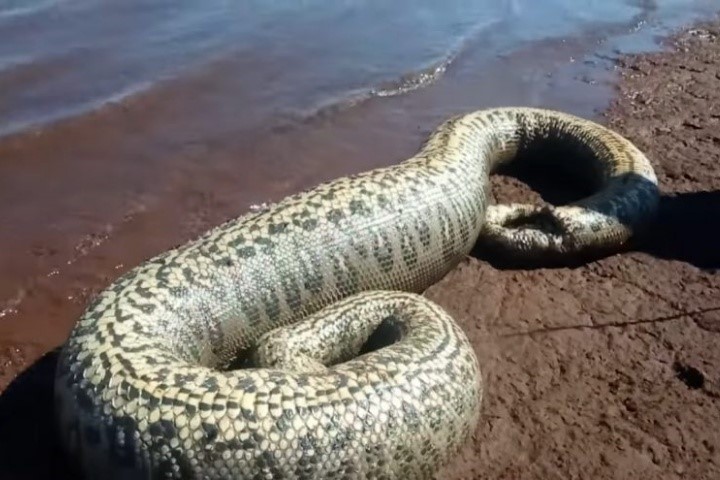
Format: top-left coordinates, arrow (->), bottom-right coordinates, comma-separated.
1,14 -> 719,480
0,11 -> 707,374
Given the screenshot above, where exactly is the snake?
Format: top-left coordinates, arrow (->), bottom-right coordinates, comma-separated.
54,107 -> 659,479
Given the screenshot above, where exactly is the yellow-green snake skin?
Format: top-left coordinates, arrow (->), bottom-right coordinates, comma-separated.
55,107 -> 660,479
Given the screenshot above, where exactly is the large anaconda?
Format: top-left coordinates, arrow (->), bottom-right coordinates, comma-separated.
55,107 -> 659,479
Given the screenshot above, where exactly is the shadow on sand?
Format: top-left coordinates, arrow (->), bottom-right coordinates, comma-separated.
0,349 -> 73,480
639,190 -> 720,270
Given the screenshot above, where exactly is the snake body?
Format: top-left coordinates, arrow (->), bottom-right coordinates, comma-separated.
55,108 -> 659,479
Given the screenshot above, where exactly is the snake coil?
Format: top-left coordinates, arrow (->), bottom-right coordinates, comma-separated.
55,108 -> 659,479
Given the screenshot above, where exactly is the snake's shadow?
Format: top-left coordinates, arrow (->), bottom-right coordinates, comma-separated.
638,190 -> 720,270
0,348 -> 73,480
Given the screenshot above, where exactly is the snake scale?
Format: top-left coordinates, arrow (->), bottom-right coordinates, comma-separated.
55,107 -> 659,479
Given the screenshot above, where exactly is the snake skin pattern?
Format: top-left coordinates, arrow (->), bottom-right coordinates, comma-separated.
55,107 -> 659,479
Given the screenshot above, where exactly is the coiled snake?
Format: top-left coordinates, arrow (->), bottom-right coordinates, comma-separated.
55,107 -> 659,479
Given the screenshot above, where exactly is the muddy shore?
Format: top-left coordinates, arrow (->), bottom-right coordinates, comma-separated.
435,22 -> 720,480
1,19 -> 720,480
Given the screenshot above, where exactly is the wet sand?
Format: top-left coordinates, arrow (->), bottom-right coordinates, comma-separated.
0,23 -> 626,375
1,16 -> 720,480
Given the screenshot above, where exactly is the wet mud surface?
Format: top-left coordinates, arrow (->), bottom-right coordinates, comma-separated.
2,20 -> 720,480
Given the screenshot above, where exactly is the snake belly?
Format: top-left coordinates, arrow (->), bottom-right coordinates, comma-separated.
54,107 -> 659,479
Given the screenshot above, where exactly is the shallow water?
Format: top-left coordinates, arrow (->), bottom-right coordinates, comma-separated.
0,0 -> 717,353
1,0 -> 716,137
